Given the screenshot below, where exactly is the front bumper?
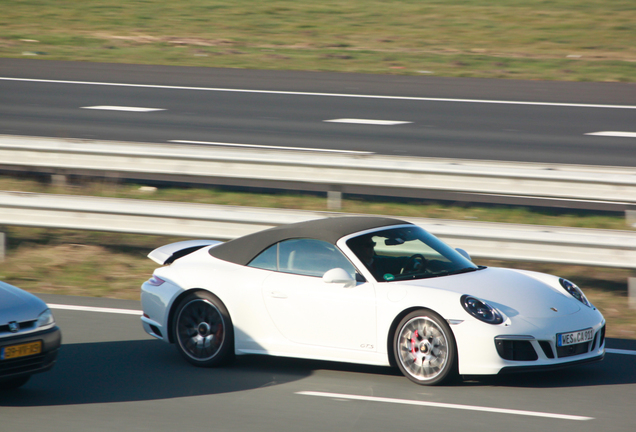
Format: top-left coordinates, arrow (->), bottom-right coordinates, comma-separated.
0,326 -> 62,381
452,308 -> 606,376
499,352 -> 604,374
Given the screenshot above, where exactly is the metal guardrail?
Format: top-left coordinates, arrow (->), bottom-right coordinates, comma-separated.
1,191 -> 635,269
1,135 -> 636,211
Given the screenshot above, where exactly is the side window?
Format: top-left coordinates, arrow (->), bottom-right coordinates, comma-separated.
280,239 -> 356,277
248,244 -> 277,270
248,239 -> 356,278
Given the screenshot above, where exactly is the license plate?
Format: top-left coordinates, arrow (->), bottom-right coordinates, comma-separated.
0,341 -> 42,360
557,328 -> 594,347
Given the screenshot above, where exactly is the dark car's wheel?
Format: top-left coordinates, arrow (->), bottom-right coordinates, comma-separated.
173,291 -> 234,367
0,375 -> 31,390
394,310 -> 457,385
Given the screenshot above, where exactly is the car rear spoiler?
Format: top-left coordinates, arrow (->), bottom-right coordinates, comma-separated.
148,240 -> 223,265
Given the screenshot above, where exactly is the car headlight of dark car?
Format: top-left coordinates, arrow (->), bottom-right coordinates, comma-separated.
559,278 -> 592,308
461,295 -> 503,324
36,308 -> 55,329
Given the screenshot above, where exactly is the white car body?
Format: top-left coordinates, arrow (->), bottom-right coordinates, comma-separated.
141,217 -> 605,382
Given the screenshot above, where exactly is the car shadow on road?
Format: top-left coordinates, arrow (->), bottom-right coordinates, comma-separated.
1,337 -> 633,405
0,339 -> 316,407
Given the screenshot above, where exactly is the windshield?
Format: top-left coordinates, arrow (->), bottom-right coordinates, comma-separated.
346,226 -> 481,282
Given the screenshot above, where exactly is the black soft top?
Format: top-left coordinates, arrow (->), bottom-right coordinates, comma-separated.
209,216 -> 410,265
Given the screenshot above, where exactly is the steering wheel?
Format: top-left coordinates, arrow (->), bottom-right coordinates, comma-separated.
400,254 -> 427,274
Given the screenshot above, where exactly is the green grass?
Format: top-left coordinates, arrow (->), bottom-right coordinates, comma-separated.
1,0 -> 635,81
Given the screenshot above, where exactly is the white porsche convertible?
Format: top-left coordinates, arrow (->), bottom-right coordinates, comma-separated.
140,216 -> 605,385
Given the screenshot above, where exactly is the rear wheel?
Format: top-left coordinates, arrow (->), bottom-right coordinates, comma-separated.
173,291 -> 234,367
394,310 -> 457,385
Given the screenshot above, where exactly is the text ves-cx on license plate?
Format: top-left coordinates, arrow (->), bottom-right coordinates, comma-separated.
557,328 -> 594,347
0,341 -> 42,360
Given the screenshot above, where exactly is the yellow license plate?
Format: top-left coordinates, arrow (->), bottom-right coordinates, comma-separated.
1,341 -> 42,360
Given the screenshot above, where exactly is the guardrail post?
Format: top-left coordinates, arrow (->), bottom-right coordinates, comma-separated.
52,174 -> 67,187
0,232 -> 4,262
627,210 -> 636,228
629,277 -> 636,310
328,188 -> 342,210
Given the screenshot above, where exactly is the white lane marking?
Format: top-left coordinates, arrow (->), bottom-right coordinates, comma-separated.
169,140 -> 374,154
585,131 -> 636,138
606,348 -> 636,356
2,77 -> 635,110
81,106 -> 165,112
324,118 -> 412,125
296,391 -> 593,421
49,304 -> 142,316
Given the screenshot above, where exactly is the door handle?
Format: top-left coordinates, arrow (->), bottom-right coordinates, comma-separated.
269,291 -> 288,299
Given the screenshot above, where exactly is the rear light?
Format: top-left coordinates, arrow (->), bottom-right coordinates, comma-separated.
147,275 -> 165,286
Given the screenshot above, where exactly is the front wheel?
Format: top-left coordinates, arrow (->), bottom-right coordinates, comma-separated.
394,310 -> 457,385
173,291 -> 234,367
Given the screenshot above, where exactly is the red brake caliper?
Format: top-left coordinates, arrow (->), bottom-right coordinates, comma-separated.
411,330 -> 419,362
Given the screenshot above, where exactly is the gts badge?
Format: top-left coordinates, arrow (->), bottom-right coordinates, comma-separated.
360,344 -> 374,350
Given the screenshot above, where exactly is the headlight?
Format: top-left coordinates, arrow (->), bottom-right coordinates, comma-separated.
461,295 -> 503,324
36,309 -> 55,328
559,278 -> 592,307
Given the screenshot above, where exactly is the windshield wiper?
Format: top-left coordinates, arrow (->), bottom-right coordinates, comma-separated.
390,266 -> 485,281
446,266 -> 482,276
421,266 -> 484,279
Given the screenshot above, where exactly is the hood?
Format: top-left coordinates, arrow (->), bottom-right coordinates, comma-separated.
398,267 -> 580,319
0,281 -> 48,324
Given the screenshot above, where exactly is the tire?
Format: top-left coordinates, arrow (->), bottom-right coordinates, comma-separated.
173,291 -> 234,367
393,310 -> 458,385
0,375 -> 31,390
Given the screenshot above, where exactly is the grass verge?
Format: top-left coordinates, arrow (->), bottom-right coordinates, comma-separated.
1,0 -> 635,82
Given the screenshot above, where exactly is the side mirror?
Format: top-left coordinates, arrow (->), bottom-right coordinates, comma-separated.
456,248 -> 472,261
323,268 -> 356,288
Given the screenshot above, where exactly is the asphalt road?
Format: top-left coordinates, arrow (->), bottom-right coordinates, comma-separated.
2,60 -> 635,430
1,58 -> 635,166
1,294 -> 634,432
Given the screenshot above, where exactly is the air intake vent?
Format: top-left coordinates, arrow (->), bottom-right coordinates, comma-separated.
556,341 -> 590,358
495,339 -> 538,361
599,325 -> 606,347
538,341 -> 555,359
0,320 -> 37,335
150,325 -> 162,338
0,353 -> 47,375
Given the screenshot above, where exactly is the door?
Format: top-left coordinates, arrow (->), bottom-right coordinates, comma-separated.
255,239 -> 377,351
